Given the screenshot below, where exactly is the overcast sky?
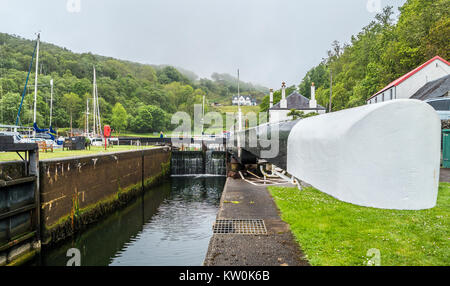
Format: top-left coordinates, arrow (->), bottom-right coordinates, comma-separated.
0,0 -> 406,88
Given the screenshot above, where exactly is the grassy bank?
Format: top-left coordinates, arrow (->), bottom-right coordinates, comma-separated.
269,183 -> 450,266
0,145 -> 155,162
117,131 -> 173,138
212,105 -> 261,115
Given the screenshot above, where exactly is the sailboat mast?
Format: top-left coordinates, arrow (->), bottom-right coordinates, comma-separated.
96,73 -> 101,135
49,78 -> 53,127
86,97 -> 89,135
96,82 -> 102,136
33,33 -> 40,124
92,66 -> 97,136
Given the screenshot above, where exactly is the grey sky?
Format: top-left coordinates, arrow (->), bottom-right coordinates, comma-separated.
0,0 -> 406,88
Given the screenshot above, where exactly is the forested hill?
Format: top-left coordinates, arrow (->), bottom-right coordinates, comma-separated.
0,32 -> 267,133
261,0 -> 449,112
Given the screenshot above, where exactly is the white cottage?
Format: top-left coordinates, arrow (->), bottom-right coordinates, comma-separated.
367,56 -> 450,104
269,82 -> 326,123
232,95 -> 256,106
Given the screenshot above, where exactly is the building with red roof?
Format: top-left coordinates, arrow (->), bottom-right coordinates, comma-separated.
367,56 -> 450,104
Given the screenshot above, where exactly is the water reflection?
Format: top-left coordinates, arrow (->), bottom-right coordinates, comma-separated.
38,176 -> 225,266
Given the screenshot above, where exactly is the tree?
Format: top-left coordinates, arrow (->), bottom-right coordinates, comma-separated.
157,66 -> 189,85
298,63 -> 329,99
130,105 -> 169,133
423,17 -> 450,60
287,109 -> 319,120
63,92 -> 82,135
0,31 -> 268,131
297,0 -> 449,111
130,105 -> 153,133
287,109 -> 304,120
111,102 -> 128,134
147,105 -> 168,132
0,92 -> 21,125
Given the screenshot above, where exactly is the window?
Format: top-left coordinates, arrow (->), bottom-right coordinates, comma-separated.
382,93 -> 384,102
375,97 -> 377,103
427,99 -> 450,111
390,89 -> 393,100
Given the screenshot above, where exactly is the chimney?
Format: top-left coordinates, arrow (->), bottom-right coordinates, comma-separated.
269,89 -> 274,108
280,82 -> 287,109
310,82 -> 317,108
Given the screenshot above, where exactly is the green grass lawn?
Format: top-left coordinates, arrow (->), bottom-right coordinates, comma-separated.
210,105 -> 268,130
0,145 -> 156,162
117,131 -> 175,138
269,183 -> 450,266
212,105 -> 262,115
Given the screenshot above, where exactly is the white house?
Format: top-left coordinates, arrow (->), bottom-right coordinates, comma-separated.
232,95 -> 256,106
367,56 -> 450,104
269,82 -> 326,123
410,74 -> 450,100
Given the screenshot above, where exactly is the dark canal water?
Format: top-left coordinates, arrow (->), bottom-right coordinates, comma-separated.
36,176 -> 226,266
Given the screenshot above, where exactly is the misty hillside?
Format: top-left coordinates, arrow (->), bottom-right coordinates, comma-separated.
0,32 -> 267,133
296,0 -> 449,111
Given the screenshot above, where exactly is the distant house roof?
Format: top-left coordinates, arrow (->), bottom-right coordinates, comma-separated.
367,56 -> 450,101
410,74 -> 450,100
234,95 -> 254,100
269,92 -> 325,110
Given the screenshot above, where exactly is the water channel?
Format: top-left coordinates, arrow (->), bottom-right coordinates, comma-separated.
35,175 -> 226,266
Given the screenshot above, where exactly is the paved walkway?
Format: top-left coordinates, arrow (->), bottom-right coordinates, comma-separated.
203,178 -> 309,266
440,168 -> 450,182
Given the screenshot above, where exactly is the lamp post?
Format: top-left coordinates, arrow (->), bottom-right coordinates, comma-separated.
237,69 -> 242,131
237,69 -> 242,158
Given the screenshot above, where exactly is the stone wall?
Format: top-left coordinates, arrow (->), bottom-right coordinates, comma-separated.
39,147 -> 170,245
1,147 -> 171,246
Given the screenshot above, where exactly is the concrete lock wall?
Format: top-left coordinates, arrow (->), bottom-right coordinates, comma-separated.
287,99 -> 441,210
0,160 -> 39,266
38,147 -> 170,244
0,147 -> 170,247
